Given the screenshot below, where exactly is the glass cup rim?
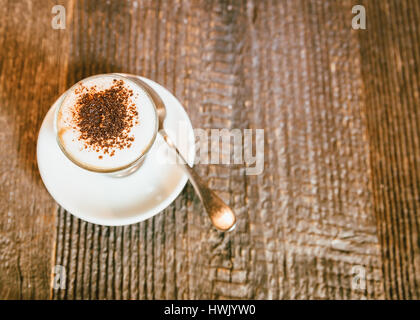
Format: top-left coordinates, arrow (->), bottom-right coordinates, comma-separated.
54,73 -> 159,173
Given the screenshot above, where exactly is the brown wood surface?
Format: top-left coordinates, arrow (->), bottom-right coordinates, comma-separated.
359,0 -> 420,299
0,0 -> 418,299
0,0 -> 69,298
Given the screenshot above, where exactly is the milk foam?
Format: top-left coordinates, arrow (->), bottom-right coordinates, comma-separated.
56,75 -> 157,171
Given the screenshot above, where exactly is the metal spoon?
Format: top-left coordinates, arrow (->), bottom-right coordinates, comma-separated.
128,76 -> 237,232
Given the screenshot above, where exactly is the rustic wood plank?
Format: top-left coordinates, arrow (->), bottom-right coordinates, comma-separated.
358,0 -> 420,299
2,0 -> 418,300
50,0 -> 387,299
0,0 -> 71,298
236,0 -> 383,299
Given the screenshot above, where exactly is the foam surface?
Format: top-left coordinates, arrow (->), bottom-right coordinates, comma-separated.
56,75 -> 157,171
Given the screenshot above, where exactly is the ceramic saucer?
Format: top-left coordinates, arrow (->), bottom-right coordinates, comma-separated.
37,76 -> 195,226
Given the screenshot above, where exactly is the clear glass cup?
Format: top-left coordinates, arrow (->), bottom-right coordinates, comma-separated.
54,73 -> 159,177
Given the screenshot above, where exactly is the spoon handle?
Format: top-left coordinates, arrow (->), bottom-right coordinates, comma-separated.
160,130 -> 237,232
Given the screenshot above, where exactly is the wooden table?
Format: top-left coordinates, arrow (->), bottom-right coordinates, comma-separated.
0,0 -> 419,300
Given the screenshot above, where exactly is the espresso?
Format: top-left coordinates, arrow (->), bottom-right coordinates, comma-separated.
57,75 -> 157,171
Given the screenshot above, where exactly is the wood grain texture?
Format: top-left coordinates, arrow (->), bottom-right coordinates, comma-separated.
52,0 -> 385,300
0,0 -> 419,300
0,0 -> 71,298
359,0 -> 420,299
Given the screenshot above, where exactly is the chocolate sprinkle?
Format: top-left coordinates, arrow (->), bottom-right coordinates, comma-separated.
72,79 -> 139,156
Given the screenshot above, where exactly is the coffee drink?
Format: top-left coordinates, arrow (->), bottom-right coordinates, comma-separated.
56,74 -> 157,172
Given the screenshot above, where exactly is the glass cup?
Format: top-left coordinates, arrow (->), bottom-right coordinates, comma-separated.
54,73 -> 159,177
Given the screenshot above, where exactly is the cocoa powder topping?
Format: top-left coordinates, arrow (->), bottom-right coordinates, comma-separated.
72,79 -> 139,156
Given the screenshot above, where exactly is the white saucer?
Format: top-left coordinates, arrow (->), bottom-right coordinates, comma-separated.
37,76 -> 195,226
